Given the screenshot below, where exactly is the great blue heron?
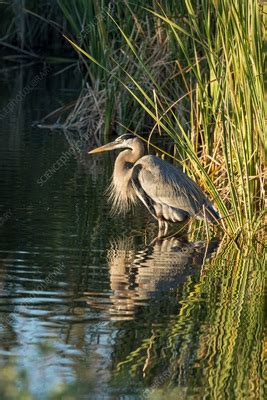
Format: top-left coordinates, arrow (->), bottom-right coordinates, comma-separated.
88,134 -> 220,237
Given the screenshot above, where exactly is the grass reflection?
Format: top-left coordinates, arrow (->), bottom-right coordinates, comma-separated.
114,239 -> 265,399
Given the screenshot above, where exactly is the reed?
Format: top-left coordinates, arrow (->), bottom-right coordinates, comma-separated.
119,0 -> 265,237
64,0 -> 265,238
57,0 -> 182,137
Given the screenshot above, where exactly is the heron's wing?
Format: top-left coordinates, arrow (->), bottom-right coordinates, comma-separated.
132,155 -> 217,220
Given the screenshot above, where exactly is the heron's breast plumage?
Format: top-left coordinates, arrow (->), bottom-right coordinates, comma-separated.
107,151 -> 138,214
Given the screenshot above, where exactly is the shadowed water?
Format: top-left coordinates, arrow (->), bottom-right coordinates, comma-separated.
0,67 -> 264,400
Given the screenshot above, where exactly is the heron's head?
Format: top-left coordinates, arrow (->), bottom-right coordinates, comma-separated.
88,134 -> 139,154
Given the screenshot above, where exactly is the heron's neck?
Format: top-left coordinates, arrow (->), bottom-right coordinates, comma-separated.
115,142 -> 145,173
109,141 -> 144,214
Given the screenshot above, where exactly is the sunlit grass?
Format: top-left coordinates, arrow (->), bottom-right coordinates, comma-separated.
63,0 -> 265,239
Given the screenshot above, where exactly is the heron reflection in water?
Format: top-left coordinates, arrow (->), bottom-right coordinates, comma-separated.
85,236 -> 219,320
88,134 -> 220,238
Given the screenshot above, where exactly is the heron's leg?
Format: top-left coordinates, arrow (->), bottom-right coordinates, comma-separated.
163,221 -> 169,236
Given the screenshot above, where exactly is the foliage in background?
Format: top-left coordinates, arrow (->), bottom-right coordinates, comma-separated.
57,0 -> 187,139
0,1 -> 67,58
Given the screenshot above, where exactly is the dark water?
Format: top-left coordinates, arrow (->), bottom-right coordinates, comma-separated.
0,67 -> 264,400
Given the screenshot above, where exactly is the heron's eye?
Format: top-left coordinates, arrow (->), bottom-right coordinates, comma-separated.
115,134 -> 133,143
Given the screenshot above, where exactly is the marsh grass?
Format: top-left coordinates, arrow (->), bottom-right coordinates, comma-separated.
63,0 -> 265,239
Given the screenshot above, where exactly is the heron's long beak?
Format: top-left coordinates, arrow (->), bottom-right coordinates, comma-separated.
88,141 -> 118,154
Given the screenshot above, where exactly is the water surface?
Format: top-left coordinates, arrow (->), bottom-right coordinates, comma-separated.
0,67 -> 264,400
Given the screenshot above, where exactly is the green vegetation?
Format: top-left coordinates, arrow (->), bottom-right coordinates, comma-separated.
0,2 -> 265,399
60,0 -> 265,239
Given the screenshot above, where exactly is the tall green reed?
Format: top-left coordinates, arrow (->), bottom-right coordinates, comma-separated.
58,0 -> 185,137
64,0 -> 264,237
122,0 -> 265,236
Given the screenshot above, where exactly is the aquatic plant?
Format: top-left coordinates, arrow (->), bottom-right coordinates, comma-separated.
63,0 -> 265,238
